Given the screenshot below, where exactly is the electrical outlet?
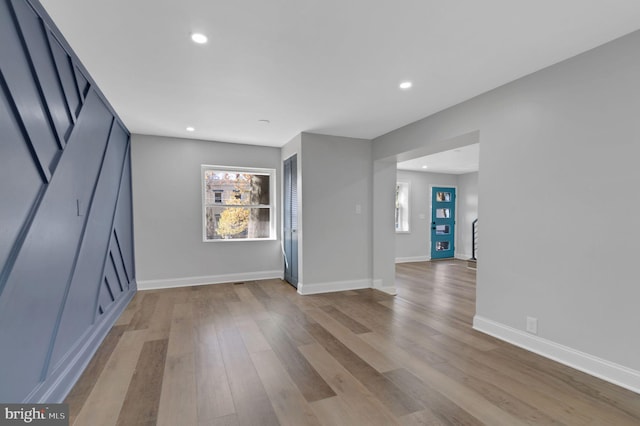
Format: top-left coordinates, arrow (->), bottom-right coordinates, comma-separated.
526,316 -> 538,335
355,204 -> 362,214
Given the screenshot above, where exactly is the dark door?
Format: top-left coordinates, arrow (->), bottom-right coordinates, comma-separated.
283,155 -> 298,287
431,187 -> 456,259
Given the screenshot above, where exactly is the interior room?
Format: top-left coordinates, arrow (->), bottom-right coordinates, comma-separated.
1,0 -> 639,424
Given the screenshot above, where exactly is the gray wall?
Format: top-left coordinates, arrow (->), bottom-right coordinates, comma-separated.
395,170 -> 457,261
131,134 -> 282,288
456,172 -> 479,259
374,30 -> 640,378
299,133 -> 373,292
372,159 -> 398,294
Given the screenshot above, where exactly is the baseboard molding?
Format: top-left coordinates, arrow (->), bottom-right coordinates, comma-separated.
473,315 -> 640,395
395,256 -> 430,263
28,285 -> 136,403
372,279 -> 397,296
137,270 -> 283,290
297,279 -> 371,295
378,286 -> 398,295
455,253 -> 471,260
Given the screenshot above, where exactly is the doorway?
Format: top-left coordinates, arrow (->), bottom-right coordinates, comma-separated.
283,155 -> 298,287
431,186 -> 456,259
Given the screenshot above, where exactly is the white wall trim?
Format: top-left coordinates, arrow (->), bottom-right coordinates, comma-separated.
297,279 -> 371,295
473,315 -> 640,395
372,279 -> 398,296
29,284 -> 136,403
378,286 -> 398,295
395,256 -> 430,263
455,253 -> 471,260
138,270 -> 284,290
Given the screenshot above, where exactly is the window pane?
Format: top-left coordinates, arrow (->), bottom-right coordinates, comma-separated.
436,192 -> 451,202
203,166 -> 274,241
206,206 -> 271,240
435,224 -> 450,235
436,208 -> 450,218
204,171 -> 270,205
435,241 -> 450,251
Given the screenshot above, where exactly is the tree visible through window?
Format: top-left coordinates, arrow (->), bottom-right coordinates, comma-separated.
202,166 -> 275,240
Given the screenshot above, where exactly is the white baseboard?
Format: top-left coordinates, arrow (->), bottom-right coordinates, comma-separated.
297,279 -> 371,295
138,270 -> 283,290
395,256 -> 430,263
372,279 -> 397,295
28,285 -> 136,402
473,315 -> 640,395
396,255 -> 472,263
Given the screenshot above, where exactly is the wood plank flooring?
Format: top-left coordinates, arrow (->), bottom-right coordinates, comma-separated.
65,260 -> 640,425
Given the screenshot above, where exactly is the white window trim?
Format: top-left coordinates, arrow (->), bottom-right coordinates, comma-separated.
201,165 -> 277,242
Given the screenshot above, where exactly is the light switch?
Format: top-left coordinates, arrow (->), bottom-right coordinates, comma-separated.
355,204 -> 362,214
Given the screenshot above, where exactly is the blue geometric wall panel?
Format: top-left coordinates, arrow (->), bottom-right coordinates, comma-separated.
0,0 -> 136,403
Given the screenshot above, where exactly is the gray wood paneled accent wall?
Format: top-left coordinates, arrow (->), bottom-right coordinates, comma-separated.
0,0 -> 136,402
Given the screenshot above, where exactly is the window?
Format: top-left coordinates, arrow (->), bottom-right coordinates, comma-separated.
395,182 -> 410,232
436,241 -> 450,251
202,166 -> 275,241
436,208 -> 450,219
435,224 -> 451,235
436,191 -> 451,202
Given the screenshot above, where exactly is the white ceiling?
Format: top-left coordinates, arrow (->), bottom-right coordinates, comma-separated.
40,0 -> 640,147
398,143 -> 479,174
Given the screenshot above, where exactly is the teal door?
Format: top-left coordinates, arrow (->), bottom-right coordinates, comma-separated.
431,187 -> 456,259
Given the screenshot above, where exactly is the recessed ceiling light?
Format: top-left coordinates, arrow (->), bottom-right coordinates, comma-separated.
186,126 -> 195,132
191,33 -> 208,44
399,81 -> 413,90
421,165 -> 428,169
258,119 -> 271,124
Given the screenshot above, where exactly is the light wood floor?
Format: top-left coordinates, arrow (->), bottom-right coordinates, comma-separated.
65,260 -> 640,425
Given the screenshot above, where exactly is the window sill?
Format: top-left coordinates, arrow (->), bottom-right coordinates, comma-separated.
203,237 -> 278,243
